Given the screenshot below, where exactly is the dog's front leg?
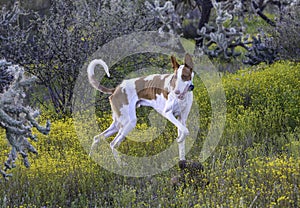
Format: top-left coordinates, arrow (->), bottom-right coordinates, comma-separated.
177,118 -> 187,160
178,140 -> 186,161
177,133 -> 185,143
176,117 -> 186,143
162,111 -> 189,137
164,113 -> 188,161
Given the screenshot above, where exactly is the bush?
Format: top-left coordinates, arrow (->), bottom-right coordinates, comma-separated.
223,61 -> 299,146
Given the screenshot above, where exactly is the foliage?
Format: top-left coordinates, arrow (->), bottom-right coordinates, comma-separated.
0,60 -> 13,93
1,0 -> 298,117
269,4 -> 300,62
0,61 -> 299,206
0,0 -> 154,115
223,61 -> 299,138
0,60 -> 50,180
244,3 -> 300,65
197,0 -> 246,59
243,31 -> 279,65
145,0 -> 299,65
145,0 -> 181,34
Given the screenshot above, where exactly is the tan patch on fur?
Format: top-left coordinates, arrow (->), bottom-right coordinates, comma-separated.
184,53 -> 193,70
135,75 -> 170,100
170,73 -> 177,89
181,66 -> 192,81
109,86 -> 129,117
171,56 -> 179,71
181,53 -> 193,81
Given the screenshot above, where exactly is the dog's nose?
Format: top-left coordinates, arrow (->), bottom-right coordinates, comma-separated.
188,84 -> 194,91
175,90 -> 180,94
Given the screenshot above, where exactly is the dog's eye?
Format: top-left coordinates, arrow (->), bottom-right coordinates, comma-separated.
182,75 -> 189,81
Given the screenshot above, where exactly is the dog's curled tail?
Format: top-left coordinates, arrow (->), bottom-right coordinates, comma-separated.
87,59 -> 115,94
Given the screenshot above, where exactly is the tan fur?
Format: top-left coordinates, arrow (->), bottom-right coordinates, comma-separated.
135,74 -> 172,100
109,86 -> 129,117
181,66 -> 192,81
91,74 -> 115,94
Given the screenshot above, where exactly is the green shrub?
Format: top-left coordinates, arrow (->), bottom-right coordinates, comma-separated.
222,61 -> 299,147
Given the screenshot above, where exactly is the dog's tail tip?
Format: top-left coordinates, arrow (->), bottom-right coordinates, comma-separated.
97,59 -> 110,78
88,59 -> 110,77
87,59 -> 114,94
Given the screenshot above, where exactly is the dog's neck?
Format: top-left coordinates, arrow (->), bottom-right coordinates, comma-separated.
169,73 -> 177,92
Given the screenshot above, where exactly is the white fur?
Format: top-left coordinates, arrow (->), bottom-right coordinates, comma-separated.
87,59 -> 110,77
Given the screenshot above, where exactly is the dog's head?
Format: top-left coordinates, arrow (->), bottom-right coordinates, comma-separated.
171,54 -> 194,100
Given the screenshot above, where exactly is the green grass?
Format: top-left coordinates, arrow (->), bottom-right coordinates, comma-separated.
0,61 -> 299,207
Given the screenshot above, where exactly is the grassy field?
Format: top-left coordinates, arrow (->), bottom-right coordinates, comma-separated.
0,61 -> 299,207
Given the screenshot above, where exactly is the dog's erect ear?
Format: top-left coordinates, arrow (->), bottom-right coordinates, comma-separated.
171,55 -> 180,71
184,53 -> 193,70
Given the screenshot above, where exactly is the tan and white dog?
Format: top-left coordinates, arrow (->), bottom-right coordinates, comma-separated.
88,54 -> 194,164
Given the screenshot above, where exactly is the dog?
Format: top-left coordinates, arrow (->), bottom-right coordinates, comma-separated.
88,54 -> 194,165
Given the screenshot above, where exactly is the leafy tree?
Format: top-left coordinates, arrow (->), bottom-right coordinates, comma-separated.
0,0 -> 154,115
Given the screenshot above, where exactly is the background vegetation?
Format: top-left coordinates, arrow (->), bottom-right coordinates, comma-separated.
0,61 -> 299,207
0,0 -> 299,207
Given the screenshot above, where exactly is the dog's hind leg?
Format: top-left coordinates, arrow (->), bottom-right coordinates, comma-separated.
110,117 -> 137,166
89,121 -> 118,156
109,132 -> 126,166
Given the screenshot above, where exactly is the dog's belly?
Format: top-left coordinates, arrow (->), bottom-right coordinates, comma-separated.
136,94 -> 167,114
136,94 -> 183,118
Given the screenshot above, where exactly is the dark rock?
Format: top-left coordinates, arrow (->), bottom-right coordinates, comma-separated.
171,160 -> 209,189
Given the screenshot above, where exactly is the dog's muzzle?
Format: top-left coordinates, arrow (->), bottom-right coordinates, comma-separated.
176,83 -> 194,100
